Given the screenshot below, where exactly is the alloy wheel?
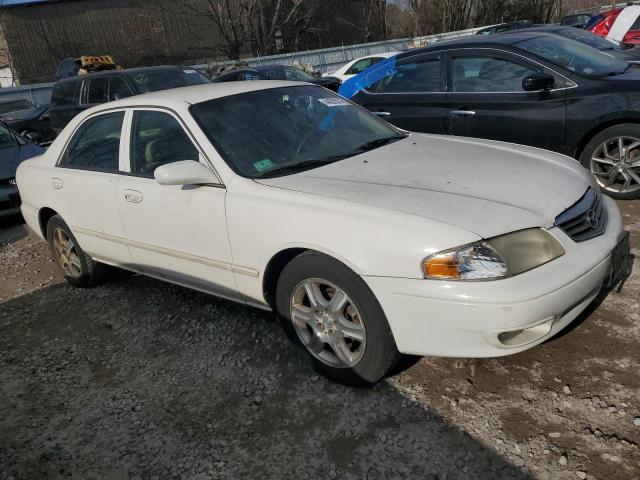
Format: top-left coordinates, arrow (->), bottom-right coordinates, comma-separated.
52,227 -> 82,278
290,279 -> 366,368
590,136 -> 640,195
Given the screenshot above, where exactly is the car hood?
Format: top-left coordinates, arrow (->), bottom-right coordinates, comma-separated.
256,134 -> 592,239
0,143 -> 45,180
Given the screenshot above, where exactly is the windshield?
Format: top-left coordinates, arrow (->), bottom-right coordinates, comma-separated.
125,69 -> 211,93
190,85 -> 404,178
283,67 -> 314,81
0,99 -> 34,115
516,35 -> 630,76
555,27 -> 625,51
0,122 -> 25,148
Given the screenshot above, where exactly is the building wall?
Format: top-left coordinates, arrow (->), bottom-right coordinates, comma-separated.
0,0 -> 226,84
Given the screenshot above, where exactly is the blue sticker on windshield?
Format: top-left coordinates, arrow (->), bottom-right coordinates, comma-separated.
254,158 -> 274,173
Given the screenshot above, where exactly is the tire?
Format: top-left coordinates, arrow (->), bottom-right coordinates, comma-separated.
579,123 -> 640,200
276,251 -> 400,386
46,214 -> 108,288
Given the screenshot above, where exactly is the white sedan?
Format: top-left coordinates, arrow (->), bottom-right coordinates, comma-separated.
323,52 -> 398,82
17,81 -> 631,385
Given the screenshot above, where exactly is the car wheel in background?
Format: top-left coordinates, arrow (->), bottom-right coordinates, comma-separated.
276,251 -> 400,385
580,124 -> 640,199
46,214 -> 108,287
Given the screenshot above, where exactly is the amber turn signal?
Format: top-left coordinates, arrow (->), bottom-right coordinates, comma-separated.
423,255 -> 460,279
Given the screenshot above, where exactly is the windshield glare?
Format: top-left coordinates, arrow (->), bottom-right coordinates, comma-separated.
516,35 -> 629,76
190,86 -> 403,178
125,69 -> 211,93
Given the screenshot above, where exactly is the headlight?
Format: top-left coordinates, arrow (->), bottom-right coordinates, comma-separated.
423,228 -> 565,281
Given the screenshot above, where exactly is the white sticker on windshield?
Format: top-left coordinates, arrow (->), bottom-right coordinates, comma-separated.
318,98 -> 350,107
184,69 -> 198,74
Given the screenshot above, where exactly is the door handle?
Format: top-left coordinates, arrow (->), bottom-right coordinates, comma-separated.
51,178 -> 63,189
372,111 -> 391,117
449,110 -> 476,117
124,189 -> 143,203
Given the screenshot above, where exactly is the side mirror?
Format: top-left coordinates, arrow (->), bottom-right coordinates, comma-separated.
522,72 -> 555,92
24,131 -> 40,144
154,160 -> 220,186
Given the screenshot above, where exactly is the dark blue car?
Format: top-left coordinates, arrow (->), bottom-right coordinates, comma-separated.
1,120 -> 44,218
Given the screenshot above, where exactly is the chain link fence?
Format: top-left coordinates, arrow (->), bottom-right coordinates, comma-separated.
0,25 -> 488,105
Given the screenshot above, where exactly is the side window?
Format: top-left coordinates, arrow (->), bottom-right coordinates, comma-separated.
452,55 -> 538,93
87,78 -> 108,104
348,58 -> 374,74
108,77 -> 132,101
130,110 -> 199,176
374,57 -> 441,93
60,111 -> 124,171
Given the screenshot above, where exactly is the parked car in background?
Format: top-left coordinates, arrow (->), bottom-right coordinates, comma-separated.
0,120 -> 44,218
251,65 -> 342,91
212,68 -> 261,82
15,82 -> 630,384
343,32 -> 640,199
560,13 -> 594,29
48,65 -> 212,133
588,6 -> 640,44
506,25 -> 640,63
1,104 -> 56,145
476,20 -> 536,35
322,52 -> 398,82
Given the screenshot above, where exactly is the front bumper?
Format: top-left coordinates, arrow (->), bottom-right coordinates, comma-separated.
0,184 -> 21,218
364,196 -> 625,357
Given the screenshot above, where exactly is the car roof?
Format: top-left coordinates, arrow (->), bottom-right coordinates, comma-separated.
55,65 -> 189,84
83,80 -> 310,111
399,31 -> 550,58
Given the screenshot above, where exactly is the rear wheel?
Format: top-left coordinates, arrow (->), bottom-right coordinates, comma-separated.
276,251 -> 400,385
579,124 -> 640,199
46,215 -> 108,287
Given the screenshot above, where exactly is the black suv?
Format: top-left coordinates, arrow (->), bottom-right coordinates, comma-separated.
49,65 -> 211,132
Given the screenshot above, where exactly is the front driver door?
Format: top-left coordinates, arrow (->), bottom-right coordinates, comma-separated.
117,108 -> 240,301
444,49 -> 567,153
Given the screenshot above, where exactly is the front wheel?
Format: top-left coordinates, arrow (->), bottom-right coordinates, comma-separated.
579,124 -> 640,200
276,251 -> 400,385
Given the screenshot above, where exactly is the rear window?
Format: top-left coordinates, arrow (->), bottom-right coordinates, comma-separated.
52,80 -> 80,106
125,69 -> 211,93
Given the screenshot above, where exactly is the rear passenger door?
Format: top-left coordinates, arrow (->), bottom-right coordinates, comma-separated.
443,49 -> 567,152
117,108 -> 240,301
52,110 -> 131,264
350,52 -> 448,134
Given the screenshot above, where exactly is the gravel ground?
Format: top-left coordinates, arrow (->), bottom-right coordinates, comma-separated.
0,200 -> 638,480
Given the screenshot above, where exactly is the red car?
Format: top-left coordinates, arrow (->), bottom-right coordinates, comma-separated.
588,8 -> 640,44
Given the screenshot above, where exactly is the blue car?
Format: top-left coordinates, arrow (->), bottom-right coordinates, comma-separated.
1,120 -> 44,218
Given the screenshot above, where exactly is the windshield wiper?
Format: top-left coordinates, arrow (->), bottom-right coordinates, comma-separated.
351,135 -> 406,153
255,156 -> 348,179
